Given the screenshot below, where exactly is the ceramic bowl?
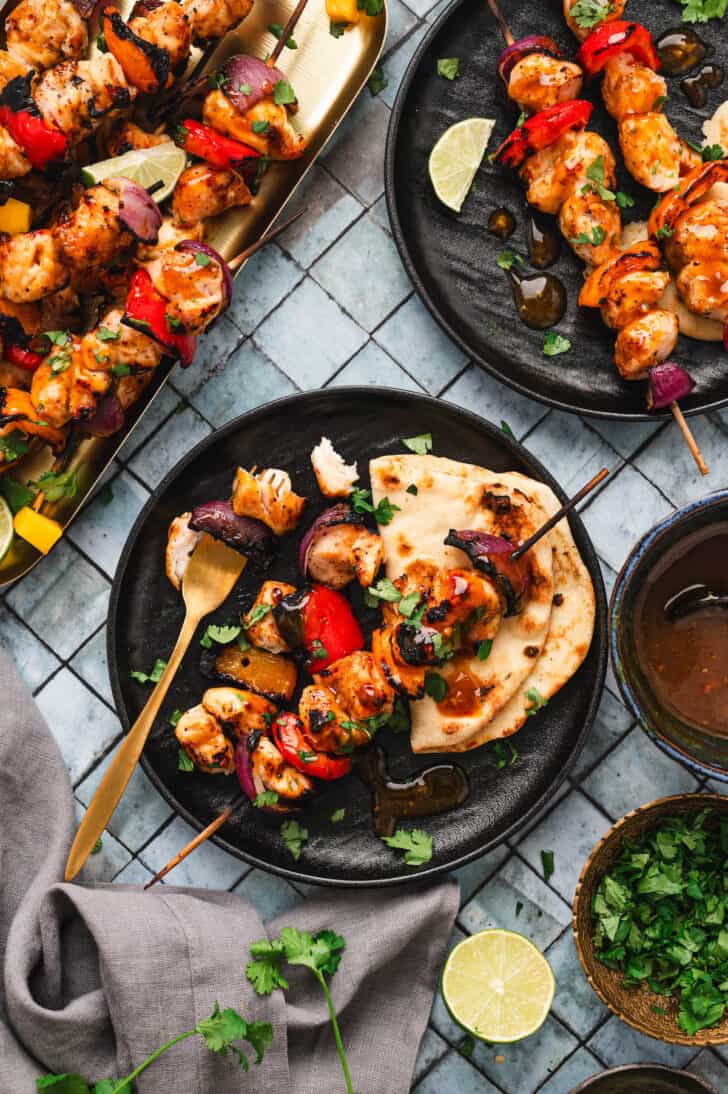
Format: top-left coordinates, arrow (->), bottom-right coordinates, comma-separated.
569,1063 -> 717,1093
573,793 -> 728,1046
610,490 -> 728,781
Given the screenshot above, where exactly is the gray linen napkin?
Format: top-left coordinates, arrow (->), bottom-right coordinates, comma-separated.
0,648 -> 459,1094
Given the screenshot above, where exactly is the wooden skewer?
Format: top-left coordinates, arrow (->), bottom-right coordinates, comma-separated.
268,0 -> 310,66
486,0 -> 514,46
670,401 -> 708,477
144,794 -> 246,888
227,207 -> 306,271
510,467 -> 609,561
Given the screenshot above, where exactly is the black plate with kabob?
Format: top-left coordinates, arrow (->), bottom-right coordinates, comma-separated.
386,0 -> 728,451
109,388 -> 608,886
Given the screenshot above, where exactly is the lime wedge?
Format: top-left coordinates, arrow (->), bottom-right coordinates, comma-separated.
0,494 -> 14,560
441,929 -> 555,1043
428,117 -> 495,213
83,143 -> 187,203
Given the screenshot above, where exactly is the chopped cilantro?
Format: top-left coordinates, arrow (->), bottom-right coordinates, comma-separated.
97,326 -> 121,342
28,468 -> 78,502
569,0 -> 614,29
583,156 -> 616,202
252,120 -> 270,134
543,332 -> 572,357
381,827 -> 433,867
329,19 -> 348,36
280,819 -> 308,859
406,483 -> 418,495
331,808 -> 346,823
1,476 -> 36,513
402,433 -> 432,455
194,252 -> 212,267
254,790 -> 280,808
571,225 -> 608,247
616,190 -> 635,209
497,249 -> 525,271
525,686 -> 548,715
541,849 -> 555,882
178,748 -> 194,772
702,143 -> 726,161
273,80 -> 296,106
112,363 -> 131,377
367,64 -> 388,97
656,225 -> 674,240
424,672 -> 448,702
437,58 -> 461,80
130,658 -> 167,685
477,639 -> 493,661
676,0 -> 728,25
201,623 -> 242,648
170,708 -> 182,727
246,603 -> 272,627
268,23 -> 297,48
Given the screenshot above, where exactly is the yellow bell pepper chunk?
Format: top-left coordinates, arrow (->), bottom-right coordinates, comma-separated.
13,507 -> 62,554
326,0 -> 360,25
0,198 -> 32,235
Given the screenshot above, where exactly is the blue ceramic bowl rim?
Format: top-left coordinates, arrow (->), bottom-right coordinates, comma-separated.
569,1062 -> 717,1093
610,489 -> 728,783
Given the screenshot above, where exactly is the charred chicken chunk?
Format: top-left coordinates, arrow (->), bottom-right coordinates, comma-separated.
6,0 -> 87,71
299,683 -> 371,752
250,733 -> 313,800
165,512 -> 201,590
508,53 -> 583,115
310,436 -> 359,497
314,650 -> 394,725
175,703 -> 234,774
182,0 -> 254,41
201,686 -> 277,737
232,466 -> 306,536
0,230 -> 67,303
614,309 -> 679,380
147,248 -> 226,335
172,163 -> 251,227
203,90 -> 307,160
243,580 -> 297,653
304,519 -> 383,590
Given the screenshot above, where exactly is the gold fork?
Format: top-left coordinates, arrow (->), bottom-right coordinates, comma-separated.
64,533 -> 246,881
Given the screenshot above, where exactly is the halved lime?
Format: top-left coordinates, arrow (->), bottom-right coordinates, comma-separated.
83,143 -> 187,203
0,495 -> 14,560
441,929 -> 555,1043
428,117 -> 495,213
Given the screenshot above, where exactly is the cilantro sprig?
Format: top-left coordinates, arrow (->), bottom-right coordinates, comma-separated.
675,0 -> 728,24
381,827 -> 433,867
247,928 -> 354,1092
36,1002 -> 271,1093
592,809 -> 728,1036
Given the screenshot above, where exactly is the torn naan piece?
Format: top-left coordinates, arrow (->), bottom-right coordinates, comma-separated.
370,455 -> 554,753
450,473 -> 595,751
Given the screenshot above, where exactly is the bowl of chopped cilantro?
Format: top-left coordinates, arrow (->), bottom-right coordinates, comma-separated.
573,794 -> 728,1045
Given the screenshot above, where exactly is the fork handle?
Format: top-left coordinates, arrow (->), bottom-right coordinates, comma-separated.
64,610 -> 200,881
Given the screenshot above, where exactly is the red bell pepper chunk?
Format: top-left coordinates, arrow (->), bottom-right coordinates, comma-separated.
577,21 -> 660,78
174,119 -> 261,170
301,584 -> 364,671
5,343 -> 45,371
0,106 -> 66,171
493,99 -> 594,169
123,267 -> 197,367
272,712 -> 352,780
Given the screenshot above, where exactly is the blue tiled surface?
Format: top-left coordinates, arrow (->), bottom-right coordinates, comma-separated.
3,12 -> 728,1090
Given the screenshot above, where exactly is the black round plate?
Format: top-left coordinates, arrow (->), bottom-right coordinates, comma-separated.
109,388 -> 607,886
385,0 -> 728,420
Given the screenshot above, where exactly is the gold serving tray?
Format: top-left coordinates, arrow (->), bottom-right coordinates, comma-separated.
0,0 -> 386,588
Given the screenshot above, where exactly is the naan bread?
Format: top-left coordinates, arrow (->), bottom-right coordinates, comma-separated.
370,455 -> 554,753
449,473 -> 595,751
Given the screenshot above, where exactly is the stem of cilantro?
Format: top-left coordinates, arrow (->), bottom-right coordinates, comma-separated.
109,1030 -> 196,1094
317,971 -> 354,1094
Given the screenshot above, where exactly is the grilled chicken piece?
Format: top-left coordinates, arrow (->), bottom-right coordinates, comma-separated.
508,53 -> 583,115
614,309 -> 679,380
172,162 -> 251,227
129,2 -> 192,71
175,703 -> 235,774
182,0 -> 254,40
165,512 -> 201,590
34,54 -> 133,146
78,308 -> 163,374
0,125 -> 30,179
299,683 -> 370,752
563,0 -> 626,41
559,189 -> 621,267
676,260 -> 728,322
54,184 -> 134,270
250,734 -> 313,800
305,522 -> 383,589
665,201 -> 728,268
106,120 -> 173,157
116,370 -> 153,410
602,53 -> 668,121
521,130 -> 616,215
137,216 -> 204,262
201,686 -> 277,737
310,436 -> 358,497
6,0 -> 87,70
203,90 -> 307,160
147,248 -> 226,335
232,467 -> 306,535
371,625 -> 425,699
243,580 -> 297,653
600,269 -> 671,329
427,569 -> 503,633
0,51 -> 29,93
618,113 -> 685,193
0,230 -> 67,303
314,650 -> 394,724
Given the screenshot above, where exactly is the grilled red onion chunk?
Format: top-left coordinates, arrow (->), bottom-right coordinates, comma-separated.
445,528 -> 528,617
497,35 -> 562,85
647,362 -> 696,410
80,393 -> 125,436
176,239 -> 233,311
189,500 -> 277,563
108,177 -> 162,243
222,55 -> 290,116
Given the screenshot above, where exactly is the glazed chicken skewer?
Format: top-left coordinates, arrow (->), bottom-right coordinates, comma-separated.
488,2 -> 708,475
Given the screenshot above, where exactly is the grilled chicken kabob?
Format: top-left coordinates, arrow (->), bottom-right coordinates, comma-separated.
489,6 -> 709,473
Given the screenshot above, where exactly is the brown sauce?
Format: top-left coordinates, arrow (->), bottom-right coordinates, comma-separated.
509,269 -> 567,330
356,745 -> 470,837
656,28 -> 710,77
438,663 -> 484,717
680,64 -> 725,109
527,214 -> 561,269
635,523 -> 728,737
488,206 -> 516,240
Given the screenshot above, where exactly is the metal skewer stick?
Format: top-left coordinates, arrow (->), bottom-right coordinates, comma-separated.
487,0 -> 709,479
510,467 -> 609,561
144,795 -> 246,888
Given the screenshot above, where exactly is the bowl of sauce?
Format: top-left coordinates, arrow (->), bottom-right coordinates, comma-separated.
611,492 -> 728,780
569,1063 -> 716,1093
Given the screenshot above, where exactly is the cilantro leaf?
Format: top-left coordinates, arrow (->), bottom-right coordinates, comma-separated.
497,249 -> 525,271
365,577 -> 402,604
616,190 -> 635,209
130,658 -> 167,685
246,939 -> 289,995
273,80 -> 296,105
402,433 -> 432,455
677,0 -> 728,24
201,623 -> 242,648
477,639 -> 493,661
571,225 -> 607,247
543,332 -> 571,357
525,686 -> 547,715
583,155 -> 616,202
424,672 -> 448,701
0,431 -> 30,462
330,19 -> 348,36
541,849 -> 555,882
280,818 -> 308,860
569,0 -> 614,29
331,808 -> 346,823
28,468 -> 78,502
382,827 -> 433,867
702,143 -> 726,161
254,789 -> 280,808
178,748 -> 194,772
437,58 -> 460,80
268,22 -> 297,48
368,64 -> 388,96
1,476 -> 37,514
